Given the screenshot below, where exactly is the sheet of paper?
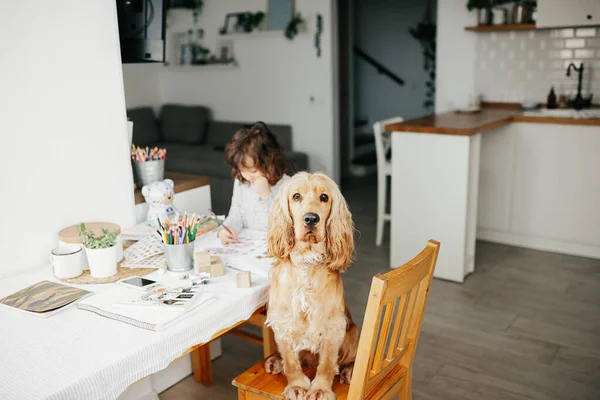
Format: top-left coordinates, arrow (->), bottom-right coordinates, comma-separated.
194,230 -> 273,277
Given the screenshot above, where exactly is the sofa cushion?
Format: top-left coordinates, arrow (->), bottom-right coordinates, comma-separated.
205,121 -> 293,151
159,104 -> 210,144
163,145 -> 231,178
204,121 -> 242,150
128,107 -> 161,146
285,151 -> 308,174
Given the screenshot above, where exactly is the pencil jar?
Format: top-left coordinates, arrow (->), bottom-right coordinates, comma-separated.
163,241 -> 195,272
133,159 -> 165,187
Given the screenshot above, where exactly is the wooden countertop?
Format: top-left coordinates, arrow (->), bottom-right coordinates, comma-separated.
386,108 -> 600,136
134,172 -> 210,205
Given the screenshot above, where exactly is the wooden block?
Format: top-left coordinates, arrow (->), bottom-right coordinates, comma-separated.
194,264 -> 211,274
210,261 -> 225,277
210,255 -> 219,263
236,271 -> 251,288
194,250 -> 211,269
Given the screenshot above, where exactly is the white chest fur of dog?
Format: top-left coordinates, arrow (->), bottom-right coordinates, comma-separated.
267,260 -> 347,355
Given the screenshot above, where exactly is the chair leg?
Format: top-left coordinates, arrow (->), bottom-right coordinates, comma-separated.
192,344 -> 213,387
398,370 -> 412,400
376,172 -> 387,246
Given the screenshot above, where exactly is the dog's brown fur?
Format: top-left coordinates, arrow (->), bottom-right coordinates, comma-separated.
265,172 -> 358,400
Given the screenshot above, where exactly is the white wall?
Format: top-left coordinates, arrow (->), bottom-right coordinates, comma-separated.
0,1 -> 135,276
354,0 -> 435,122
435,0 -> 477,113
122,64 -> 164,111
153,0 -> 338,180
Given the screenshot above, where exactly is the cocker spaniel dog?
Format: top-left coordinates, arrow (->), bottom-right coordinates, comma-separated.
265,172 -> 358,400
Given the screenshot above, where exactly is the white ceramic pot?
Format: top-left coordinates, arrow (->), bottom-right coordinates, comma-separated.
85,246 -> 118,278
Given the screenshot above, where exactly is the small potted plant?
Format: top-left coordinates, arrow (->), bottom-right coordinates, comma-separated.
77,223 -> 119,278
467,0 -> 514,25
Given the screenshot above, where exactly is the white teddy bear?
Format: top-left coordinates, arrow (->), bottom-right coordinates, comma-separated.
141,179 -> 180,227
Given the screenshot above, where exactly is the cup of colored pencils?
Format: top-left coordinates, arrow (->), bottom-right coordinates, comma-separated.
131,145 -> 166,187
158,213 -> 199,272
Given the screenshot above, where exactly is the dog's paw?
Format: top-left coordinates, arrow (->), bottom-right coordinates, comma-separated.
305,388 -> 336,400
265,354 -> 284,375
339,364 -> 353,384
283,385 -> 308,400
283,376 -> 311,400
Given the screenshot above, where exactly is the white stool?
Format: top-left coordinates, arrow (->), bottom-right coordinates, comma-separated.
373,117 -> 403,246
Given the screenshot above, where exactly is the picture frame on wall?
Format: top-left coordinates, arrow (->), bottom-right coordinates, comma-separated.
220,13 -> 241,35
267,0 -> 294,31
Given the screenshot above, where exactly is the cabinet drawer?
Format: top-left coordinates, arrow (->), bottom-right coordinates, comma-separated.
537,0 -> 600,28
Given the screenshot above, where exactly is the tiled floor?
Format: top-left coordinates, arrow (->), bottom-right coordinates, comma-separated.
161,176 -> 600,400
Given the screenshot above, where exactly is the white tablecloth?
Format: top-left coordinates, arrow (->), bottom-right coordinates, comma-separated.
0,265 -> 269,400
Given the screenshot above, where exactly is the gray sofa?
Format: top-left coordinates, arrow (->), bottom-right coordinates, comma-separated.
127,104 -> 308,214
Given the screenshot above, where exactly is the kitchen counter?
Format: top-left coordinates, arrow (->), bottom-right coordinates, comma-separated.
388,108 -> 600,283
386,108 -> 600,135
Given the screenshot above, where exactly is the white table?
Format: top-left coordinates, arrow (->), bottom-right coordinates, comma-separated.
0,264 -> 269,399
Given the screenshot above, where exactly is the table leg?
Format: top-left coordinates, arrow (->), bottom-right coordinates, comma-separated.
262,323 -> 277,358
192,344 -> 212,386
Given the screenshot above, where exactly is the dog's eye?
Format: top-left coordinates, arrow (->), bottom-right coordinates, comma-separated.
320,194 -> 329,202
293,193 -> 301,201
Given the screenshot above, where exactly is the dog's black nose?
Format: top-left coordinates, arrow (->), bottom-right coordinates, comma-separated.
303,213 -> 320,228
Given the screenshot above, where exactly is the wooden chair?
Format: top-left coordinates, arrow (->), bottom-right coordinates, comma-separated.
373,117 -> 404,246
232,240 -> 440,400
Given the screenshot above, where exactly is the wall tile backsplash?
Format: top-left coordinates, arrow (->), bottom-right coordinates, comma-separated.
475,28 -> 600,104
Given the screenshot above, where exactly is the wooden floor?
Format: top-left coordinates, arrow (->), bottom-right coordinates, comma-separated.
161,177 -> 600,400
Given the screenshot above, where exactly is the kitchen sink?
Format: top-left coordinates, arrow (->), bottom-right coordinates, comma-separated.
522,108 -> 600,119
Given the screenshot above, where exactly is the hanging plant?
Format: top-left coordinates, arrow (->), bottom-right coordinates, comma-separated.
236,11 -> 265,33
409,2 -> 436,110
285,13 -> 304,40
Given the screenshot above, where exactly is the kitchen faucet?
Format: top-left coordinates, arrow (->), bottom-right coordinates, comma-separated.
566,62 -> 585,110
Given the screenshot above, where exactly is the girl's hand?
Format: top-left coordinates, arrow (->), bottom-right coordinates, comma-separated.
254,176 -> 271,200
218,227 -> 238,244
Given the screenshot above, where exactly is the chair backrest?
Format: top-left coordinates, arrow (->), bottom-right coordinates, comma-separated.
372,117 -> 404,169
347,240 -> 440,400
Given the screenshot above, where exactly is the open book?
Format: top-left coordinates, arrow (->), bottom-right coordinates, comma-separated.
194,229 -> 274,278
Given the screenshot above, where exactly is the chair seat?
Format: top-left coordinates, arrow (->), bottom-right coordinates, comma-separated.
232,361 -> 350,400
232,360 -> 408,400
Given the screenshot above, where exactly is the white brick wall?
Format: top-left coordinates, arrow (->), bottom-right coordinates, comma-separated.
475,27 -> 600,104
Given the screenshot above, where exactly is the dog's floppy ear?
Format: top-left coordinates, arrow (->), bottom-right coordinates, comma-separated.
268,180 -> 294,262
325,176 -> 355,271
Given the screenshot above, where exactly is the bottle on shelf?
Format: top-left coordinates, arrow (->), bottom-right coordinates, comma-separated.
546,86 -> 558,109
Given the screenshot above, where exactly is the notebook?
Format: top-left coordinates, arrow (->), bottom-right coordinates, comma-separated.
113,285 -> 206,312
77,285 -> 215,331
0,280 -> 93,318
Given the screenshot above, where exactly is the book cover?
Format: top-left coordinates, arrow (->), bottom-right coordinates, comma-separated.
0,280 -> 92,318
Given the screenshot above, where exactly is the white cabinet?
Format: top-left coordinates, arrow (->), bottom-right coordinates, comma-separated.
537,0 -> 600,28
477,123 -> 600,258
477,125 -> 517,233
510,123 -> 600,246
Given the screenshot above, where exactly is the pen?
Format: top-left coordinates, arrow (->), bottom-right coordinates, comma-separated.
209,208 -> 233,235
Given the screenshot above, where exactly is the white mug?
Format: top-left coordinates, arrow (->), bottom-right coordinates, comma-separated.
51,245 -> 84,279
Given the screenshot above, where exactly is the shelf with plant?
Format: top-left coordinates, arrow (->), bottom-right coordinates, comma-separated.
466,0 -> 537,29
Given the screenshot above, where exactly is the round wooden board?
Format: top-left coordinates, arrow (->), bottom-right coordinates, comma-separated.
58,266 -> 156,285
